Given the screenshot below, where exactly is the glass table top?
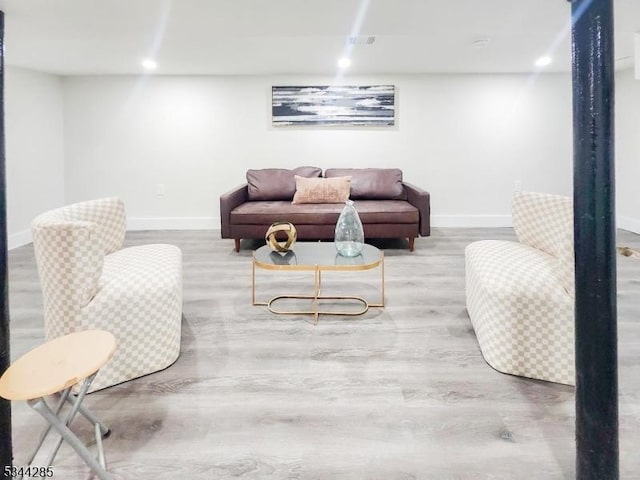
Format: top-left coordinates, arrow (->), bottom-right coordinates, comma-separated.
253,242 -> 383,271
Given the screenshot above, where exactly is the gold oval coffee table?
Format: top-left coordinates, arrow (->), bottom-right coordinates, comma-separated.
252,242 -> 384,324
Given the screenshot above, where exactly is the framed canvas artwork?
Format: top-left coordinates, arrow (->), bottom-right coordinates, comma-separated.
272,85 -> 395,126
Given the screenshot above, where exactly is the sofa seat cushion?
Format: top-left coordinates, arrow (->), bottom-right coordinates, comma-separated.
230,200 -> 418,225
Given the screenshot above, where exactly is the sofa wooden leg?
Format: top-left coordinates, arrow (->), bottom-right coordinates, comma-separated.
234,239 -> 240,253
408,237 -> 415,252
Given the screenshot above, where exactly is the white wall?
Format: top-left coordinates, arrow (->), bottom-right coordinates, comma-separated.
616,69 -> 640,233
7,68 -> 636,247
5,67 -> 65,248
62,73 -> 574,230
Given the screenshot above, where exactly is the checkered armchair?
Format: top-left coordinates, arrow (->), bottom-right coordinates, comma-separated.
465,191 -> 575,385
32,197 -> 183,392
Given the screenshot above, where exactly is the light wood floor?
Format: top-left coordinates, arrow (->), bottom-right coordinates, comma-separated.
7,228 -> 640,479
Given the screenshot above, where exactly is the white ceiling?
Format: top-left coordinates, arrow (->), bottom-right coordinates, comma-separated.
0,0 -> 638,76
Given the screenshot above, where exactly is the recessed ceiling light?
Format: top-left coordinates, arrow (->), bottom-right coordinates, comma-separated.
141,59 -> 157,70
348,35 -> 376,46
535,56 -> 552,67
338,57 -> 351,69
472,38 -> 490,49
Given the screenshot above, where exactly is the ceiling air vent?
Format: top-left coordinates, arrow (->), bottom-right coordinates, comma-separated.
348,35 -> 376,46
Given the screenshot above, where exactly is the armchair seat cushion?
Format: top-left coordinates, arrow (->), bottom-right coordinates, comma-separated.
99,244 -> 181,293
466,240 -> 565,296
466,240 -> 574,386
85,244 -> 182,391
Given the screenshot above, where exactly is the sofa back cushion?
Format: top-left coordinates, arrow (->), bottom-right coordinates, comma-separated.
324,168 -> 405,200
512,191 -> 574,297
247,166 -> 322,201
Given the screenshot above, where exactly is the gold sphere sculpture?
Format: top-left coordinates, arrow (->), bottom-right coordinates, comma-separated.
265,222 -> 297,252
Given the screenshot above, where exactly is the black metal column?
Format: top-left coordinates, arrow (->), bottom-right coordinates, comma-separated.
0,10 -> 13,472
571,0 -> 618,479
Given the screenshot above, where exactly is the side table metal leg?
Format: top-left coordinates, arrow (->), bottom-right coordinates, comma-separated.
22,388 -> 71,470
95,423 -> 107,469
381,253 -> 385,306
28,398 -> 113,480
44,373 -> 96,466
64,393 -> 110,436
252,257 -> 256,305
313,266 -> 320,325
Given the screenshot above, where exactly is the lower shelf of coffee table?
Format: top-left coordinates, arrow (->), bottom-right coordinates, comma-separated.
254,294 -> 383,324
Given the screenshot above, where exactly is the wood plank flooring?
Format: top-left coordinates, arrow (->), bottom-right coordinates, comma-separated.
7,228 -> 640,479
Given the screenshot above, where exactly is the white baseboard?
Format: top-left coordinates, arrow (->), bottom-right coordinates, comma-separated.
127,216 -> 219,230
432,215 -> 640,233
8,229 -> 32,250
431,215 -> 512,228
618,215 -> 640,234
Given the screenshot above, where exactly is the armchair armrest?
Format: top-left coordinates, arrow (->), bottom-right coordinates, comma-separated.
220,184 -> 249,238
403,182 -> 430,236
32,220 -> 104,338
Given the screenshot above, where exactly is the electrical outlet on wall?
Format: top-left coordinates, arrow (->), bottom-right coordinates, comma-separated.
156,183 -> 166,196
514,180 -> 522,192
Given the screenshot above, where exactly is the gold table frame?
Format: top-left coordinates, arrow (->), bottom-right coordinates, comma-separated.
252,243 -> 385,324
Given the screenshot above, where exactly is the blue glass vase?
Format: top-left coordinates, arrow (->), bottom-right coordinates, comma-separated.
335,200 -> 365,257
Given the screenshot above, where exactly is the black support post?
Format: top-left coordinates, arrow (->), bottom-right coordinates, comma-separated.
571,0 -> 618,479
0,10 -> 13,472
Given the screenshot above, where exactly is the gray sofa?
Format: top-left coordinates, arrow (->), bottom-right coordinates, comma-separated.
220,167 -> 430,252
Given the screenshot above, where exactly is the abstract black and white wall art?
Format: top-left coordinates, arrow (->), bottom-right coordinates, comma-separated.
272,85 -> 395,126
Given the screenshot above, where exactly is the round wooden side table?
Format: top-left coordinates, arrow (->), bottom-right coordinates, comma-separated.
0,330 -> 117,480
